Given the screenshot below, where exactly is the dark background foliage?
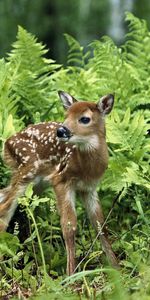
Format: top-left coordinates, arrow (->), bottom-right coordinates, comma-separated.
0,0 -> 150,63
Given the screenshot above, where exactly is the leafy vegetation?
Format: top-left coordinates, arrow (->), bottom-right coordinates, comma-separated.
0,13 -> 150,299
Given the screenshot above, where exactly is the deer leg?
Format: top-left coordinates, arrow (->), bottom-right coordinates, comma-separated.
53,183 -> 77,275
81,190 -> 118,268
0,183 -> 27,231
0,164 -> 36,232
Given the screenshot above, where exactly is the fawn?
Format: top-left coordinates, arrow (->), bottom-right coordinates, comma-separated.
0,91 -> 118,275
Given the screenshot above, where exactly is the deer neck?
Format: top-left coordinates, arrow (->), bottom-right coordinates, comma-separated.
74,135 -> 108,182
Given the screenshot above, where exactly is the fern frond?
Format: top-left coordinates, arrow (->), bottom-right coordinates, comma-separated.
0,58 -> 20,120
88,36 -> 121,85
8,26 -> 59,74
0,59 -> 8,89
107,110 -> 149,161
6,26 -> 61,122
124,12 -> 149,79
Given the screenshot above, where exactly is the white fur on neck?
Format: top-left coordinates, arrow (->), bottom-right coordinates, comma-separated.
69,134 -> 100,151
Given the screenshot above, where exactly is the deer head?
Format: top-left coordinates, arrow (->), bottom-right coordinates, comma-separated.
57,91 -> 114,150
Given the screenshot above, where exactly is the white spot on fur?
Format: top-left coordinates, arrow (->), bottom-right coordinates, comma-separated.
31,149 -> 36,153
15,148 -> 19,155
65,148 -> 71,153
27,172 -> 34,178
23,156 -> 30,163
34,161 -> 39,168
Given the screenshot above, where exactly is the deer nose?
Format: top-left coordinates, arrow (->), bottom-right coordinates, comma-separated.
57,126 -> 71,139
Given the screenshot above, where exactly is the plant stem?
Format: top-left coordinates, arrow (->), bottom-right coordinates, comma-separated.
26,206 -> 47,289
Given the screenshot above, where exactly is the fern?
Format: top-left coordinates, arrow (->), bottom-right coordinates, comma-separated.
8,26 -> 57,74
103,109 -> 150,192
64,33 -> 85,68
0,59 -> 19,116
124,12 -> 149,74
6,26 -> 61,123
123,12 -> 150,111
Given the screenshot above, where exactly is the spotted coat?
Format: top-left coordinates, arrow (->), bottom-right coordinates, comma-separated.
4,122 -> 76,182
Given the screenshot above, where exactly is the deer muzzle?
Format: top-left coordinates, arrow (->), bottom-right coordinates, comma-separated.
57,126 -> 72,141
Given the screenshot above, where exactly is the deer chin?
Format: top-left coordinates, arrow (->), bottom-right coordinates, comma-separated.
58,134 -> 73,142
59,137 -> 70,142
68,134 -> 100,151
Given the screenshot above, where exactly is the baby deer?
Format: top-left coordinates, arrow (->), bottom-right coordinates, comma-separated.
0,91 -> 118,275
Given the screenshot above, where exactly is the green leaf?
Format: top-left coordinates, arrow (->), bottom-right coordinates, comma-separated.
2,114 -> 16,139
25,183 -> 34,199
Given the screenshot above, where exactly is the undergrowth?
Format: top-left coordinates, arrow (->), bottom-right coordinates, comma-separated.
0,12 -> 149,300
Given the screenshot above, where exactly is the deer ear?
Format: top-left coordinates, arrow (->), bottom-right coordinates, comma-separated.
58,91 -> 77,110
97,94 -> 114,115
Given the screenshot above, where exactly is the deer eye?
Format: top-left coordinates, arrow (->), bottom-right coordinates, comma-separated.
79,117 -> 91,124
